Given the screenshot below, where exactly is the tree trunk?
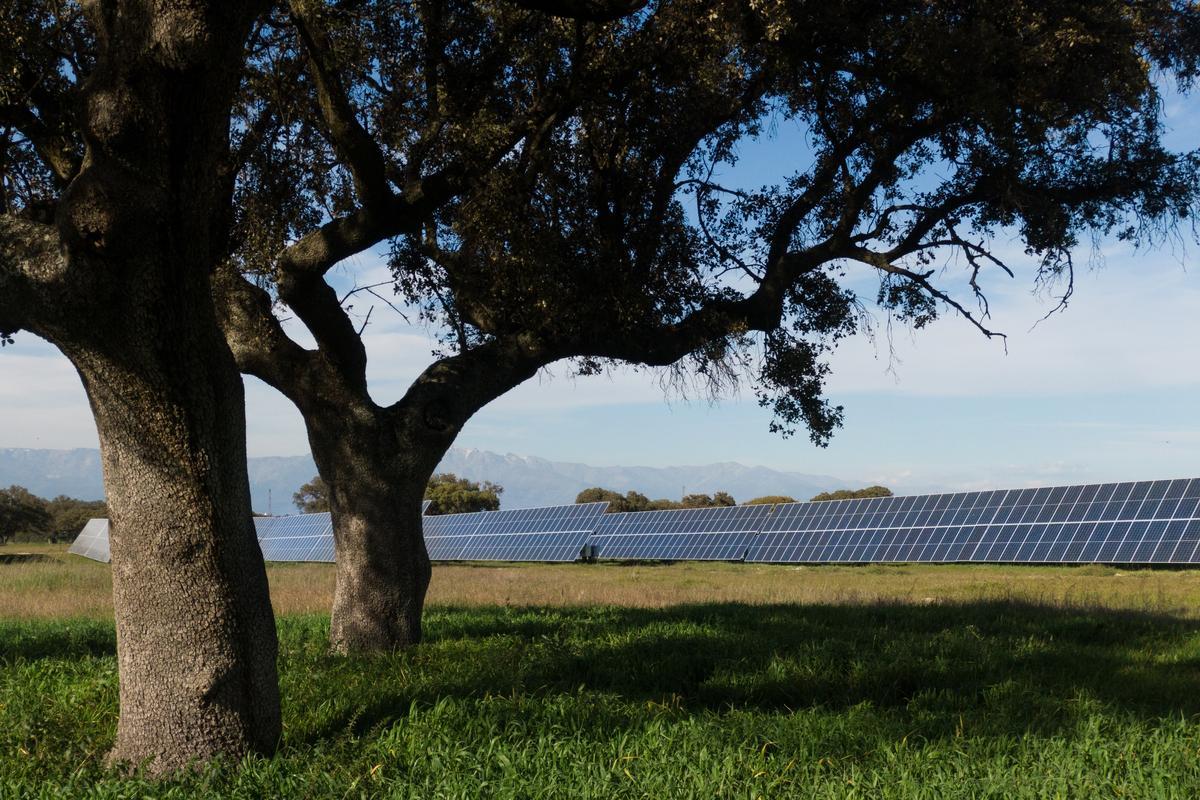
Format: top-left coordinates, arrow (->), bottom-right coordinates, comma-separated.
46,1 -> 280,770
71,324 -> 281,773
304,410 -> 441,654
327,465 -> 433,653
296,344 -> 541,653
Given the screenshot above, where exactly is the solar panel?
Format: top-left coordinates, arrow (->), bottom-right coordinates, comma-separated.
589,504 -> 772,561
423,502 -> 610,561
67,518 -> 110,563
254,502 -> 431,562
746,478 -> 1200,564
256,512 -> 335,562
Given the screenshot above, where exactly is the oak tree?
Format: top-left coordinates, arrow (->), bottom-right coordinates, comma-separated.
212,0 -> 1199,655
0,1 -> 282,771
812,486 -> 893,502
0,0 -> 645,769
294,475 -> 332,513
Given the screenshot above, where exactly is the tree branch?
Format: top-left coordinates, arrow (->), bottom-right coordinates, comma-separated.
0,215 -> 66,337
289,0 -> 390,206
0,103 -> 79,185
843,245 -> 1007,343
211,265 -> 325,406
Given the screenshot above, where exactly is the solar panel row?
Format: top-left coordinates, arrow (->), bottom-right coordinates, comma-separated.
747,478 -> 1200,564
424,502 -> 610,562
66,477 -> 1200,566
255,513 -> 335,562
590,504 -> 772,561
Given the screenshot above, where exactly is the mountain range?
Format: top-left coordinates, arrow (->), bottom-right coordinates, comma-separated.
0,446 -> 873,513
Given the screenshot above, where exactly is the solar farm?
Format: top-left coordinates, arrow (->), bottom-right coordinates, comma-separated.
69,476 -> 1200,566
11,475 -> 1200,795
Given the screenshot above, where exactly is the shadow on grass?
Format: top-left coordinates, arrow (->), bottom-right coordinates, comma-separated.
0,553 -> 51,564
287,599 -> 1200,747
0,619 -> 116,661
7,599 -> 1199,749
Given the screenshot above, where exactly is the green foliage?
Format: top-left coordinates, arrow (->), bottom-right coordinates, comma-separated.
681,492 -> 736,508
0,488 -> 103,544
812,486 -> 894,502
745,495 -> 797,505
292,476 -> 330,514
575,488 -> 652,513
42,496 -> 106,541
425,473 -> 502,515
576,488 -> 737,511
0,486 -> 49,544
3,600 -> 1200,796
167,0 -> 1200,451
293,473 -> 504,515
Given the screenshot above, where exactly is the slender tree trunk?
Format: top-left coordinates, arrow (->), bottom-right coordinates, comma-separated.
217,271 -> 549,654
299,345 -> 539,654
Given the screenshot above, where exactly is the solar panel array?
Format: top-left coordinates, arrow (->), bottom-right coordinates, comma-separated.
65,477 -> 1200,566
67,518 -> 110,563
747,478 -> 1200,564
425,502 -> 610,561
590,504 -> 773,560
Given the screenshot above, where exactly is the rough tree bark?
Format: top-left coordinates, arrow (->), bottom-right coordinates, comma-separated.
1,1 -> 281,772
217,269 -> 543,651
309,407 -> 437,652
77,318 -> 280,770
319,347 -> 544,651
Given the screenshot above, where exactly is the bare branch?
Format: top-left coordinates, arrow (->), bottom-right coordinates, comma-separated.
276,268 -> 371,392
843,245 -> 1008,345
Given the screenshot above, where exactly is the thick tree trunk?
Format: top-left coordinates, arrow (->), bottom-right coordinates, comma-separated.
304,410 -> 442,654
327,466 -> 433,653
70,323 -> 281,773
34,0 -> 281,772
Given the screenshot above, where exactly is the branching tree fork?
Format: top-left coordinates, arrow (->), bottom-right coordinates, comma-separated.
1,0 -> 1198,771
0,0 -> 649,773
215,0 -> 1199,655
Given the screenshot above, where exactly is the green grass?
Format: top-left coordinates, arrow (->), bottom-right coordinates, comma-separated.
3,600 -> 1200,797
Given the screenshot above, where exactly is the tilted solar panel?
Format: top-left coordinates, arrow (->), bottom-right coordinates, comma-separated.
256,512 -> 335,562
422,510 -> 490,560
67,518 -> 111,563
589,504 -> 772,561
423,502 -> 610,562
746,478 -> 1200,564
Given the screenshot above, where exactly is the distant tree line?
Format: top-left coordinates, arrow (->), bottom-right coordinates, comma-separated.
575,487 -> 737,512
811,486 -> 893,502
577,486 -> 893,511
0,486 -> 107,545
294,473 -> 502,516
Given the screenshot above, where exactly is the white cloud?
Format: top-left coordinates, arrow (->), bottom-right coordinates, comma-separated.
824,253 -> 1200,397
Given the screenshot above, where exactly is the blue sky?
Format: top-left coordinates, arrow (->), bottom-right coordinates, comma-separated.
1,82 -> 1197,494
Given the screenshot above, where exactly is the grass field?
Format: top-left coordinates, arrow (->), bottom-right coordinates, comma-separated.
3,545 -> 1200,797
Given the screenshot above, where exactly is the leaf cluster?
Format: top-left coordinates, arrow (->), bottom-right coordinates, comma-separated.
0,485 -> 105,544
